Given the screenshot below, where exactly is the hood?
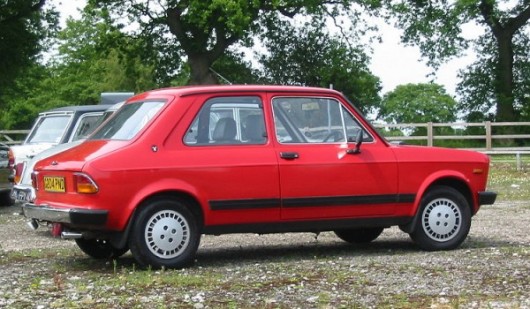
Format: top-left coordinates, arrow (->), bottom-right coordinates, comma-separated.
390,144 -> 490,163
35,140 -> 128,172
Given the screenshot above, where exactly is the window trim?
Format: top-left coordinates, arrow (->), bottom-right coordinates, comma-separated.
271,96 -> 375,145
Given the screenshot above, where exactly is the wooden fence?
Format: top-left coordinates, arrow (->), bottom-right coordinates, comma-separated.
373,121 -> 530,152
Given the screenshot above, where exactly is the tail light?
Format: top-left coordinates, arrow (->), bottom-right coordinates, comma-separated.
31,171 -> 39,191
14,162 -> 25,184
74,173 -> 99,194
7,148 -> 14,168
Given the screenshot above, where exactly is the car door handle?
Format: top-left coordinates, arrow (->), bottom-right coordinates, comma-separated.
280,152 -> 299,160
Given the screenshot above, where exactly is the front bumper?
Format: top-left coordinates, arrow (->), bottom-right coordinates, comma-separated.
22,203 -> 108,227
478,191 -> 497,206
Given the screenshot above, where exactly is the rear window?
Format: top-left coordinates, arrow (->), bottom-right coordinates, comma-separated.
90,101 -> 165,140
25,114 -> 72,144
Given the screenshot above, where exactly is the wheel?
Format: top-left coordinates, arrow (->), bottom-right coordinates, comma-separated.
0,191 -> 14,206
334,227 -> 384,243
75,238 -> 129,259
410,185 -> 471,251
128,198 -> 200,269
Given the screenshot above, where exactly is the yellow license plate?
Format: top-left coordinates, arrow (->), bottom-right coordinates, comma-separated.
44,176 -> 65,192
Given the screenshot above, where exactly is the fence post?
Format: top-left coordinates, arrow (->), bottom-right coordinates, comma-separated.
427,122 -> 433,147
485,121 -> 492,150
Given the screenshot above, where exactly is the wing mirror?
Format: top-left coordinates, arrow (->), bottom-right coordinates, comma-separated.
346,130 -> 363,155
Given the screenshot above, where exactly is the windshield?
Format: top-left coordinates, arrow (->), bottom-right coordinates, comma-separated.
90,101 -> 165,140
25,114 -> 72,144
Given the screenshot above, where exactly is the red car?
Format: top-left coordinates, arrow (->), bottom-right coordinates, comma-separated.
23,85 -> 496,269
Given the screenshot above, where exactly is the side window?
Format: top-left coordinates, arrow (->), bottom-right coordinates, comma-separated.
272,97 -> 373,144
184,96 -> 266,145
70,113 -> 104,142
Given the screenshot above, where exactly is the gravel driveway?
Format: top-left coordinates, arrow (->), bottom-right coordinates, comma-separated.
0,201 -> 529,308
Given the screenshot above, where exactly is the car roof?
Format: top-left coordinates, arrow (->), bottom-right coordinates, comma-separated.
127,85 -> 343,102
42,105 -> 111,115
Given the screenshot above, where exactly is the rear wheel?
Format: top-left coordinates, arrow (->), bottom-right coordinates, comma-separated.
334,227 -> 384,244
128,198 -> 200,269
410,186 -> 471,251
75,238 -> 129,259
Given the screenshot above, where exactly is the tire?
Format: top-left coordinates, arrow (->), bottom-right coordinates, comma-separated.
75,238 -> 129,259
410,185 -> 471,251
0,191 -> 14,206
334,227 -> 384,244
128,198 -> 200,269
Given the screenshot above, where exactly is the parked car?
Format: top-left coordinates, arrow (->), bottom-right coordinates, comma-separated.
0,93 -> 133,206
23,85 -> 496,269
11,102 -> 124,206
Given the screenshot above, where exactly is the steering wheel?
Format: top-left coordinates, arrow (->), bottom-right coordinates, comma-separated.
323,130 -> 343,142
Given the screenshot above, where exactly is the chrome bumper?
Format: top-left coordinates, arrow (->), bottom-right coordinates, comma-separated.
22,203 -> 108,227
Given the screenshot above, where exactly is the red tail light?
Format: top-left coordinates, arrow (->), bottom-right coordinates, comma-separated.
31,172 -> 39,190
7,148 -> 14,168
74,173 -> 99,194
14,162 -> 25,184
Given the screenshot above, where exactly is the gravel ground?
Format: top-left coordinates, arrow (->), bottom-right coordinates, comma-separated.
0,201 -> 529,308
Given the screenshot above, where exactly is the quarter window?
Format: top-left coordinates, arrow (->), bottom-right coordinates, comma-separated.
272,97 -> 373,144
184,96 -> 266,145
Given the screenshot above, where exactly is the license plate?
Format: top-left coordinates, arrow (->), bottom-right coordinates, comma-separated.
44,176 -> 66,192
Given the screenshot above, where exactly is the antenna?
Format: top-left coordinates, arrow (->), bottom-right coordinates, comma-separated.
209,67 -> 232,85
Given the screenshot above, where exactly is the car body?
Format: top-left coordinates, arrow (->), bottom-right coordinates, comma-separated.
11,102 -> 124,206
23,85 -> 496,269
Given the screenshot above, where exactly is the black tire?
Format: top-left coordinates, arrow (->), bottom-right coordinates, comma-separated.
334,227 -> 384,244
75,238 -> 129,259
128,198 -> 200,269
0,191 -> 14,206
410,185 -> 471,251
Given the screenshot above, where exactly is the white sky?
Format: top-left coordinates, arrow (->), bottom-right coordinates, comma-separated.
52,0 -> 475,97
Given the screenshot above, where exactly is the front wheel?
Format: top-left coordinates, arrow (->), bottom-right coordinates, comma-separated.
334,227 -> 384,244
410,186 -> 471,251
128,198 -> 201,269
75,238 -> 129,259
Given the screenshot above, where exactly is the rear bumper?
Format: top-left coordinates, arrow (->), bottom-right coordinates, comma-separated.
478,191 -> 497,206
22,203 -> 108,227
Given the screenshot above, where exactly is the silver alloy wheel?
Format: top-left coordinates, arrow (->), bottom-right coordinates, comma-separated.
421,198 -> 462,242
144,210 -> 190,259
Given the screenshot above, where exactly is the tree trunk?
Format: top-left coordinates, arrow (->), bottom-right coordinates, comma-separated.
494,34 -> 517,122
187,55 -> 219,85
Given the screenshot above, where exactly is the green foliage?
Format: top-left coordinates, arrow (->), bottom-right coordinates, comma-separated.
380,83 -> 457,125
0,0 -> 58,99
259,18 -> 381,114
388,0 -> 530,122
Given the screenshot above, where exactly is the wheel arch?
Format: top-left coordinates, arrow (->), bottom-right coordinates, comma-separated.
400,172 -> 474,234
109,189 -> 204,250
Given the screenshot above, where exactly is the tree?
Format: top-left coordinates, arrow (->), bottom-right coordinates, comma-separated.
0,6 -> 169,129
380,83 -> 457,124
259,18 -> 381,114
389,0 -> 530,122
90,0 -> 353,85
0,0 -> 58,95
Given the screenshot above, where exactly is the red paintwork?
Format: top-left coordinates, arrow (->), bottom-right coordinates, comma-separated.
32,85 -> 491,232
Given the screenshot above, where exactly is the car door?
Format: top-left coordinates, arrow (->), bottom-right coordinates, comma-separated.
181,95 -> 281,226
270,95 -> 400,220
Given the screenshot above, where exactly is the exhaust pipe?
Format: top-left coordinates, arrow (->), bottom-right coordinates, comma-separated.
27,219 -> 39,230
61,231 -> 83,239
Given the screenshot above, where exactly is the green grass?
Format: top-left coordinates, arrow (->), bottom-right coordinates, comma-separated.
488,159 -> 530,201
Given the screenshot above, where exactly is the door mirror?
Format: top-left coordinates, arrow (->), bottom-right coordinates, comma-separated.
346,130 -> 363,155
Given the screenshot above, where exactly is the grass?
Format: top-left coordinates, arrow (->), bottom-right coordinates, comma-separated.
488,157 -> 530,201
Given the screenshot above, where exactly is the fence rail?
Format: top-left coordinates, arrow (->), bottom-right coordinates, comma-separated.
0,130 -> 30,145
373,121 -> 530,152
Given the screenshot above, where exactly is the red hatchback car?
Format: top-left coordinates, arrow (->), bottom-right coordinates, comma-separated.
23,85 -> 496,269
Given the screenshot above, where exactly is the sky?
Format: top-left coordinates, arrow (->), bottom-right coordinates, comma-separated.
52,0 -> 476,97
